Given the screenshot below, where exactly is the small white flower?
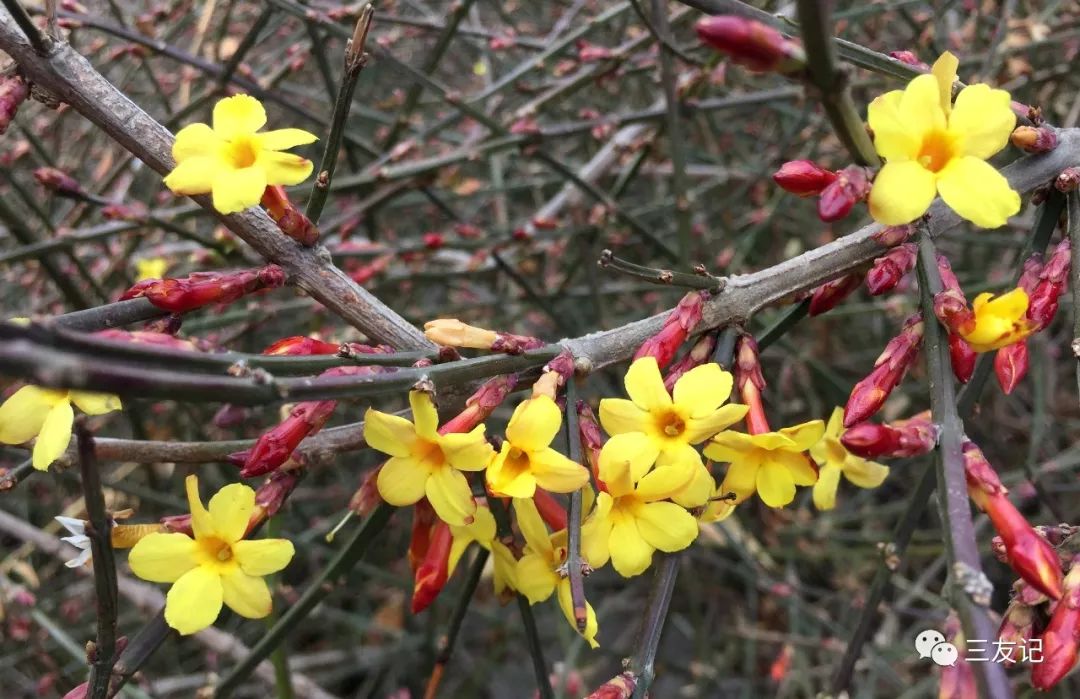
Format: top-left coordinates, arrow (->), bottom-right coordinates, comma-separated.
55,516 -> 92,568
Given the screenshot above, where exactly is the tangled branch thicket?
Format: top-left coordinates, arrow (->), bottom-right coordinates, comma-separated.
3,1 -> 1080,697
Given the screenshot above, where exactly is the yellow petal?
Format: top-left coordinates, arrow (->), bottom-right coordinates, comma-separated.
213,94 -> 267,138
221,568 -> 272,619
843,457 -> 890,489
211,166 -> 267,215
440,426 -> 494,472
949,84 -> 1015,159
609,514 -> 654,577
634,501 -> 699,552
530,448 -> 590,494
668,459 -> 715,509
778,420 -> 827,451
936,155 -> 1021,229
597,398 -> 650,436
233,538 -> 295,576
257,151 -> 314,187
258,127 -> 318,151
719,454 -> 760,501
459,505 -> 496,546
642,446 -> 700,501
703,431 -> 756,463
408,391 -> 440,440
32,400 -> 74,471
447,536 -> 471,578
597,433 -> 659,497
426,465 -> 477,526
931,51 -> 959,115
899,74 -> 948,142
363,408 -> 417,457
516,552 -> 557,604
812,464 -> 842,511
163,156 -> 220,195
868,160 -> 937,225
0,385 -> 63,444
623,357 -> 672,412
824,407 -> 844,440
486,443 -> 539,498
165,565 -> 223,635
173,122 -> 222,161
208,483 -> 256,543
514,497 -> 554,557
376,455 -> 429,506
128,532 -> 198,583
580,494 -> 613,568
69,391 -> 121,415
672,363 -> 733,417
556,579 -> 599,648
683,404 -> 749,444
185,475 -> 214,540
756,461 -> 796,508
868,90 -> 919,161
506,396 -> 562,452
491,541 -> 518,596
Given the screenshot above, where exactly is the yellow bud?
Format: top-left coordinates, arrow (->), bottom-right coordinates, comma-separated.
110,523 -> 164,548
423,318 -> 499,349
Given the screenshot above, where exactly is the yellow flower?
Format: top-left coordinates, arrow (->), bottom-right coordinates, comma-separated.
513,497 -> 599,648
135,257 -> 169,281
704,420 -> 825,508
809,408 -> 890,511
364,391 -> 494,525
581,434 -> 700,577
486,396 -> 589,498
959,288 -> 1036,352
0,386 -> 121,471
447,504 -> 517,599
867,51 -> 1020,228
164,95 -> 317,214
128,475 -> 295,635
598,357 -> 748,507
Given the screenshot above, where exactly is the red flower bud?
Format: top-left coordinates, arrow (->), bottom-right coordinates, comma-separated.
411,520 -> 452,613
844,315 -> 923,427
1032,567 -> 1080,690
887,51 -> 929,70
422,232 -> 445,249
997,601 -> 1036,668
439,374 -> 517,435
348,467 -> 382,516
1010,125 -> 1058,153
34,167 -> 84,198
994,341 -> 1028,394
840,411 -> 937,458
261,185 -> 318,246
62,682 -> 88,699
663,333 -> 718,392
809,272 -> 864,316
262,336 -> 342,356
948,333 -> 977,384
1027,238 -> 1071,330
534,489 -> 569,532
871,224 -> 915,247
1056,167 -> 1080,193
866,243 -> 917,295
585,672 -> 636,699
100,202 -> 148,222
577,401 -> 606,488
633,291 -> 705,368
0,74 -> 29,135
817,166 -> 871,222
772,160 -> 836,197
119,265 -> 287,312
695,16 -> 804,73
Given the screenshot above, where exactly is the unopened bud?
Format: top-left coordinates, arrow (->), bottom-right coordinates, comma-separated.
695,16 -> 805,73
34,167 -> 85,198
1011,125 -> 1058,153
866,243 -> 916,295
887,50 -> 929,70
119,264 -> 287,313
772,160 -> 836,197
663,332 -> 717,391
585,672 -> 637,699
577,401 -> 606,486
348,467 -> 382,516
809,272 -> 864,316
412,520 -> 452,613
843,314 -> 923,426
262,336 -> 341,356
261,185 -> 318,246
818,166 -> 871,222
1031,566 -> 1080,690
840,410 -> 937,458
994,341 -> 1028,395
948,333 -> 977,384
633,291 -> 705,367
440,374 -> 517,434
997,601 -> 1036,668
422,232 -> 445,249
871,224 -> 915,247
1055,167 -> 1080,193
1027,238 -> 1071,330
0,74 -> 29,135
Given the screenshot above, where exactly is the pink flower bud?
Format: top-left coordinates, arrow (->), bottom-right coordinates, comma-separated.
844,314 -> 923,426
808,272 -> 864,316
866,243 -> 917,295
840,411 -> 937,458
34,167 -> 85,198
261,185 -> 318,246
1056,167 -> 1080,193
663,333 -> 717,391
994,341 -> 1028,394
695,16 -> 803,73
0,74 -> 29,135
119,265 -> 287,312
948,333 -> 977,383
633,291 -> 705,367
772,160 -> 836,197
887,51 -> 929,70
817,166 -> 871,222
1011,125 -> 1058,153
262,336 -> 342,356
1032,567 -> 1080,690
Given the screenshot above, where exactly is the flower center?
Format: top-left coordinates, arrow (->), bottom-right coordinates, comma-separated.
917,129 -> 956,173
225,136 -> 259,169
201,536 -> 234,563
656,410 -> 686,438
503,446 -> 531,478
415,439 -> 447,470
